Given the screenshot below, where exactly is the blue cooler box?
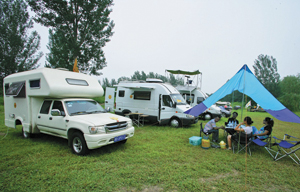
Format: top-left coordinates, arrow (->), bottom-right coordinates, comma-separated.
189,136 -> 202,146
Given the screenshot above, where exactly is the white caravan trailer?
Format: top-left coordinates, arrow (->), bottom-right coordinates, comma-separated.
105,79 -> 198,127
3,68 -> 134,155
166,70 -> 222,120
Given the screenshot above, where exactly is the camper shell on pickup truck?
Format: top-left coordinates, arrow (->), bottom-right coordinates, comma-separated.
3,68 -> 134,155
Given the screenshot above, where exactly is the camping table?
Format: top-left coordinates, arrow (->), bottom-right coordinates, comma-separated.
129,113 -> 144,127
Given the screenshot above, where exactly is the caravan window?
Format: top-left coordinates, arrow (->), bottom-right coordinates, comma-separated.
134,91 -> 151,100
40,100 -> 52,114
119,90 -> 125,97
66,78 -> 88,86
182,93 -> 194,104
4,83 -> 9,94
30,79 -> 40,88
197,97 -> 204,104
5,81 -> 26,98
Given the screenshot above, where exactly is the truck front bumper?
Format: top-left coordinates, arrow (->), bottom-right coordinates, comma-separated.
84,126 -> 135,150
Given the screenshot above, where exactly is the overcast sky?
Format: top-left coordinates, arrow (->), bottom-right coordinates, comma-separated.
34,0 -> 300,94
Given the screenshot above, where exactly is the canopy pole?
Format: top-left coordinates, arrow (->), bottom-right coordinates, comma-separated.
238,65 -> 247,151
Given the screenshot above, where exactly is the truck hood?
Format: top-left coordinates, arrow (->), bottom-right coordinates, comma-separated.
72,113 -> 130,125
177,104 -> 192,112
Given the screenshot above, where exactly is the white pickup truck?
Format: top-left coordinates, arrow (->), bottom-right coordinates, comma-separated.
3,68 -> 135,155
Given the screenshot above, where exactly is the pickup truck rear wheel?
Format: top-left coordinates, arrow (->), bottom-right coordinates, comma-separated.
71,132 -> 88,155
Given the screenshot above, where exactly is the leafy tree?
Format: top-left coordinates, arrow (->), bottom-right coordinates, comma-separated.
253,54 -> 281,98
0,0 -> 43,93
278,74 -> 300,111
28,0 -> 114,75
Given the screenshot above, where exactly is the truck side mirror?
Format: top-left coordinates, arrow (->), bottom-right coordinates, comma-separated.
51,109 -> 62,116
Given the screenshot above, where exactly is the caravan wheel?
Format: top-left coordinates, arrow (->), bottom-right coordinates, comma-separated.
170,118 -> 182,128
204,113 -> 212,120
22,126 -> 31,138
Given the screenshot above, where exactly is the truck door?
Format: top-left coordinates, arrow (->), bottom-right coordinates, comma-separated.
105,87 -> 115,110
159,95 -> 176,124
36,100 -> 67,136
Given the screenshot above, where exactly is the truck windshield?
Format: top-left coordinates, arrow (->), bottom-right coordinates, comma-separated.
170,94 -> 187,105
65,100 -> 106,116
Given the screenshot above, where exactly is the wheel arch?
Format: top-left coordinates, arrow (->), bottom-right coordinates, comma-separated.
67,128 -> 84,146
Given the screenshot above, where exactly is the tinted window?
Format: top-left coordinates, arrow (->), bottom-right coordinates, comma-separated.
30,79 -> 40,88
4,83 -> 9,95
40,100 -> 52,114
162,95 -> 173,107
5,81 -> 25,96
197,97 -> 204,104
134,91 -> 151,100
66,78 -> 88,86
119,90 -> 125,97
52,101 -> 64,112
183,94 -> 194,104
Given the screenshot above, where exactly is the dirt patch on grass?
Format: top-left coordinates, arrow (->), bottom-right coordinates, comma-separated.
198,169 -> 239,183
0,132 -> 6,135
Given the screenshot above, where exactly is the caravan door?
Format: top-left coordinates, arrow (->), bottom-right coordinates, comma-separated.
105,87 -> 115,110
159,95 -> 176,124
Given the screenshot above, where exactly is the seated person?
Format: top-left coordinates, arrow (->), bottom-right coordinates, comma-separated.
253,117 -> 274,139
225,112 -> 239,135
227,116 -> 253,150
203,116 -> 225,142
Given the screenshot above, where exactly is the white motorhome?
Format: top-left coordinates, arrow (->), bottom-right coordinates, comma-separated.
176,85 -> 222,120
105,79 -> 198,127
166,70 -> 222,120
3,68 -> 134,155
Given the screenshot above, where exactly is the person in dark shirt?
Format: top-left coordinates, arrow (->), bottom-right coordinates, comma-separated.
225,112 -> 239,135
253,117 -> 274,139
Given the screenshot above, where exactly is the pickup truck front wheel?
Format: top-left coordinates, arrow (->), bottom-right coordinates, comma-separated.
71,132 -> 88,155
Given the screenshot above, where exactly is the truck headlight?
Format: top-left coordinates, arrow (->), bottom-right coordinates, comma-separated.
186,114 -> 194,118
128,120 -> 133,127
88,126 -> 105,134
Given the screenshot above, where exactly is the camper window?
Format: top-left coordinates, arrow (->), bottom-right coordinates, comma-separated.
66,78 -> 88,86
182,93 -> 194,104
30,79 -> 40,88
162,95 -> 173,107
5,81 -> 26,98
4,83 -> 9,94
119,90 -> 125,97
40,100 -> 52,114
197,97 -> 204,104
134,91 -> 151,100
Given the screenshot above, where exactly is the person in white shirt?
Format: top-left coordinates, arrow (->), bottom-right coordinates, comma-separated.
227,116 -> 253,150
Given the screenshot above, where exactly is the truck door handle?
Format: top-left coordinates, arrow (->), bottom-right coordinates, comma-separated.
66,120 -> 69,122
162,108 -> 165,110
49,117 -> 52,120
38,116 -> 41,119
105,101 -> 108,103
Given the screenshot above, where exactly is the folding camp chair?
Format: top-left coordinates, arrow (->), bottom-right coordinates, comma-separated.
232,132 -> 253,156
266,134 -> 300,165
200,122 -> 219,148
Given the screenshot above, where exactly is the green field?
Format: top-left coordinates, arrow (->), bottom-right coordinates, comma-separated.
0,98 -> 300,191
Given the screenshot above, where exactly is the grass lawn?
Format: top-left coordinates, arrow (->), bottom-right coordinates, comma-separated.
0,99 -> 300,191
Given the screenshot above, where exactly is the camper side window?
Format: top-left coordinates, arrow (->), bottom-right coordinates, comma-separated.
134,91 -> 151,100
162,95 -> 173,107
40,100 -> 52,114
4,83 -> 9,95
5,81 -> 26,98
30,79 -> 40,88
197,97 -> 204,104
119,90 -> 125,97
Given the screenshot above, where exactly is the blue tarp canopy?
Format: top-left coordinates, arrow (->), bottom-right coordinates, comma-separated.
184,64 -> 300,124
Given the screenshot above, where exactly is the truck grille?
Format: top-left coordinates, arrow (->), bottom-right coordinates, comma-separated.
105,121 -> 128,132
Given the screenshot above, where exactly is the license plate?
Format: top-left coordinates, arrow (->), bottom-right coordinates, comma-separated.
114,135 -> 126,142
